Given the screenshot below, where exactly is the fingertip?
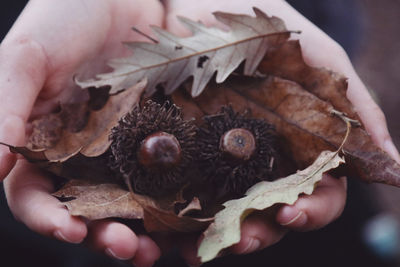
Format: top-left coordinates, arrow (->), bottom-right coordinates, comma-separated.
277,175 -> 347,231
131,235 -> 161,267
231,235 -> 261,255
53,216 -> 87,244
89,221 -> 139,261
60,213 -> 88,243
276,205 -> 308,229
178,234 -> 202,267
231,213 -> 286,255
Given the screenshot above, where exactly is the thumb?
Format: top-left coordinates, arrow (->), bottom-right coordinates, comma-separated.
0,36 -> 48,180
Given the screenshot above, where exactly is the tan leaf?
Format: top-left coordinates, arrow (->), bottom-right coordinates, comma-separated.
198,150 -> 344,263
77,8 -> 290,97
53,180 -> 144,220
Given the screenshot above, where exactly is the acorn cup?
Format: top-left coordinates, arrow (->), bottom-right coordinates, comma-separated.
196,106 -> 278,199
108,100 -> 197,198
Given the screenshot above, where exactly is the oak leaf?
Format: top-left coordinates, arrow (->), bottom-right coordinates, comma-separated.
198,150 -> 344,262
77,8 -> 290,97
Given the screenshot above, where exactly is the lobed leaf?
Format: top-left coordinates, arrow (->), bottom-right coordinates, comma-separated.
77,8 -> 290,97
198,151 -> 344,262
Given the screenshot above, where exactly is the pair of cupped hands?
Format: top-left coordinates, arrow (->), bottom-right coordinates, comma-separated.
0,0 -> 398,266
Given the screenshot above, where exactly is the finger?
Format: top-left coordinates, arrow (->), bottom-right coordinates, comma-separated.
131,235 -> 162,267
230,211 -> 287,255
87,220 -> 139,261
276,175 -> 347,231
346,75 -> 400,163
0,38 -> 48,180
3,160 -> 87,243
176,233 -> 202,267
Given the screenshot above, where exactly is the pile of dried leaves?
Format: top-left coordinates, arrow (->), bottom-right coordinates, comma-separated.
3,8 -> 400,263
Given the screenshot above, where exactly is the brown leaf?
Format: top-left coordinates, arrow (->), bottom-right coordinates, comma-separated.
173,75 -> 400,186
131,192 -> 212,233
54,179 -> 212,232
7,81 -> 145,177
28,114 -> 64,150
77,8 -> 290,97
178,197 -> 202,217
3,81 -> 146,184
43,81 -> 146,161
53,180 -> 143,220
259,41 -> 356,118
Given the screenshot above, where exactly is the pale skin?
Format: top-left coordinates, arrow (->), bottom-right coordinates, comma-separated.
0,0 -> 399,266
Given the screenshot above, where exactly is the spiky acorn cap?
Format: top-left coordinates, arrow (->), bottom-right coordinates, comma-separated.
109,100 -> 197,197
197,106 -> 277,197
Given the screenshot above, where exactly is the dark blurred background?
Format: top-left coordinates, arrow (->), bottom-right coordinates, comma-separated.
1,0 -> 400,266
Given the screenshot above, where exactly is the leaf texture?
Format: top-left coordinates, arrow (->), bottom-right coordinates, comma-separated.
53,180 -> 212,232
198,151 -> 344,262
173,42 -> 400,187
77,8 -> 290,97
53,180 -> 144,220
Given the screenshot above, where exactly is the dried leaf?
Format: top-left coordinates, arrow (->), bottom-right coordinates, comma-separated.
178,197 -> 202,217
53,179 -> 212,232
198,150 -> 344,262
131,192 -> 212,233
43,81 -> 146,161
28,114 -> 64,149
53,180 -> 144,220
259,41 -> 356,117
4,81 -> 146,182
173,45 -> 400,187
77,8 -> 290,97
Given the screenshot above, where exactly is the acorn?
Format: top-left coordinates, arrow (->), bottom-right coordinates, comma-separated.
197,106 -> 277,197
109,100 -> 197,197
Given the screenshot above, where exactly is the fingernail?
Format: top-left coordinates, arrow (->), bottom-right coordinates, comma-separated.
279,206 -> 307,227
242,237 -> 261,254
105,247 -> 131,261
53,230 -> 84,244
384,139 -> 400,163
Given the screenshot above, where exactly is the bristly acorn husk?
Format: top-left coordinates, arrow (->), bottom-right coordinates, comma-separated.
109,100 -> 197,197
197,106 -> 277,198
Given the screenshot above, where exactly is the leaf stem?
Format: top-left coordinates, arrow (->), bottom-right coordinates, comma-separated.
330,109 -> 358,151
